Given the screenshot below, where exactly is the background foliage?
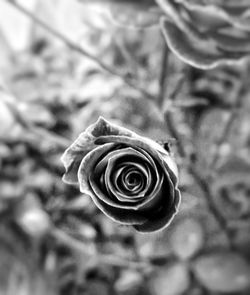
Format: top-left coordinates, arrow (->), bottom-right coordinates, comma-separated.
0,0 -> 250,294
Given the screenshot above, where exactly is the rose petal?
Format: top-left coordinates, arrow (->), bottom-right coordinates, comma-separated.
121,169 -> 146,195
134,188 -> 181,233
94,122 -> 170,156
112,166 -> 144,202
61,117 -> 137,184
91,148 -> 149,207
100,146 -> 164,210
95,135 -> 177,208
107,164 -> 148,203
111,165 -> 147,197
89,172 -> 141,210
95,135 -> 175,176
161,154 -> 179,187
78,145 -> 146,210
78,143 -> 115,194
160,18 -> 246,70
86,186 -> 148,225
104,147 -> 152,198
90,117 -> 136,138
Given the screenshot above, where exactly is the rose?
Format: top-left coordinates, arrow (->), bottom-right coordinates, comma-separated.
61,117 -> 181,233
159,0 -> 250,69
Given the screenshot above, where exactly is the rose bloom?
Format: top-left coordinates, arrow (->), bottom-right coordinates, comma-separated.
61,117 -> 181,233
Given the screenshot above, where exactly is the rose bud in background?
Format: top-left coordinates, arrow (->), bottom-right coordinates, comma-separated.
61,117 -> 181,233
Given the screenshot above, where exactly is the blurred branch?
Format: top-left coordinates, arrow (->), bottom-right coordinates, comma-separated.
166,113 -> 234,248
5,0 -> 155,101
52,228 -> 151,270
165,109 -> 233,247
168,69 -> 187,100
5,98 -> 70,149
157,40 -> 169,107
158,54 -> 234,247
209,70 -> 248,171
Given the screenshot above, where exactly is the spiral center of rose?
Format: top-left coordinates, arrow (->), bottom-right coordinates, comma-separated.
126,171 -> 141,186
117,164 -> 146,194
123,169 -> 144,191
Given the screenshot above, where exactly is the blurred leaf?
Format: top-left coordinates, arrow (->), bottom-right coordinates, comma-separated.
0,181 -> 24,214
0,94 -> 16,137
195,108 -> 230,169
72,94 -> 166,140
15,194 -> 51,240
193,251 -> 250,293
115,270 -> 143,294
0,0 -> 35,51
215,155 -> 250,188
149,262 -> 190,295
169,218 -> 204,260
18,103 -> 55,127
135,230 -> 172,259
78,0 -> 160,28
85,280 -> 110,295
108,5 -> 161,28
0,225 -> 57,295
233,228 -> 250,258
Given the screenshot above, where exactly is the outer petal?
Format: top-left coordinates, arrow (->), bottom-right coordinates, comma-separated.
87,186 -> 148,225
134,188 -> 181,233
78,143 -> 115,194
161,153 -> 179,186
61,117 -> 141,184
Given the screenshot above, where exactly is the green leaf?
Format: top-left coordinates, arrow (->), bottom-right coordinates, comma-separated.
193,251 -> 250,293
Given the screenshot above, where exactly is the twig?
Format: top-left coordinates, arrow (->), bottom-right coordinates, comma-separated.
5,0 -> 154,101
168,68 -> 187,101
52,228 -> 151,270
188,166 -> 233,245
166,112 -> 234,247
209,71 -> 247,171
157,40 -> 169,107
158,56 -> 233,247
164,110 -> 233,246
5,99 -> 70,149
